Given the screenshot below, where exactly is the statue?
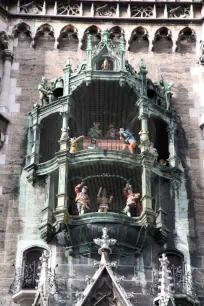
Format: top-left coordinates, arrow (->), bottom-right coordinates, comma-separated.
70,136 -> 84,153
38,77 -> 53,106
119,129 -> 137,154
159,77 -> 173,111
123,183 -> 141,217
105,123 -> 119,138
87,122 -> 102,139
101,58 -> 111,70
97,187 -> 113,212
74,182 -> 91,215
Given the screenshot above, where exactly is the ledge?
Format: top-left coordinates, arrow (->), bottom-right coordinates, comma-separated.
12,289 -> 36,304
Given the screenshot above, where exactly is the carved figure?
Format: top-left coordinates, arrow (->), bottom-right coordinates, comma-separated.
159,78 -> 173,111
119,129 -> 137,154
87,122 -> 102,139
38,77 -> 52,107
97,187 -> 113,212
105,123 -> 119,138
75,182 -> 91,215
70,136 -> 84,153
20,1 -> 42,14
123,184 -> 141,217
101,58 -> 111,70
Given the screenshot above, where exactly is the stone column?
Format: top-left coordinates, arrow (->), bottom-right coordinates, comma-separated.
167,121 -> 181,168
55,111 -> 69,224
30,106 -> 40,165
0,49 -> 14,117
137,97 -> 155,222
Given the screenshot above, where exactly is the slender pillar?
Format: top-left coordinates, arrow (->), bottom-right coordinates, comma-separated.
167,121 -> 181,169
0,49 -> 14,116
30,107 -> 40,165
55,111 -> 69,224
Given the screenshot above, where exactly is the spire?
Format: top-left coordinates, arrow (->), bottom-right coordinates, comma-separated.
154,253 -> 175,306
86,33 -> 92,52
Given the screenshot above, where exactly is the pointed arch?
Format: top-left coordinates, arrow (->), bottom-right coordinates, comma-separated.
109,26 -> 125,44
13,22 -> 31,38
82,25 -> 101,50
32,23 -> 55,49
153,27 -> 173,53
129,26 -> 149,53
177,27 -> 196,53
58,24 -> 78,51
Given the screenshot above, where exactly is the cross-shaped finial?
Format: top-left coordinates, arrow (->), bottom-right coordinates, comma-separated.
93,227 -> 116,255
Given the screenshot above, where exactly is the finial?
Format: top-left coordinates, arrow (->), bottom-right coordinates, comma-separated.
64,57 -> 71,69
86,33 -> 92,51
154,253 -> 174,306
119,35 -> 126,51
93,228 -> 116,265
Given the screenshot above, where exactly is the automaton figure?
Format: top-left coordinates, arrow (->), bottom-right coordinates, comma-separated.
123,183 -> 141,217
159,77 -> 173,111
38,76 -> 53,106
105,123 -> 119,138
87,122 -> 102,139
97,187 -> 113,212
119,129 -> 137,154
75,182 -> 91,215
70,135 -> 84,153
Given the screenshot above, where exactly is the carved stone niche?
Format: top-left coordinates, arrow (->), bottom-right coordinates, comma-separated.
0,114 -> 9,150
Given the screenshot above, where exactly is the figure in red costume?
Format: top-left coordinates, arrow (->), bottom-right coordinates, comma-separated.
123,183 -> 141,217
75,182 -> 91,215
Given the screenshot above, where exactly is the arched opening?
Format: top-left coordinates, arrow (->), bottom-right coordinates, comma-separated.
154,27 -> 173,53
58,25 -> 78,51
22,247 -> 44,289
34,24 -> 55,50
177,27 -> 196,53
129,27 -> 149,53
68,163 -> 142,216
69,81 -> 140,153
39,113 -> 62,163
110,26 -> 124,45
13,22 -> 32,47
149,117 -> 169,163
82,25 -> 101,50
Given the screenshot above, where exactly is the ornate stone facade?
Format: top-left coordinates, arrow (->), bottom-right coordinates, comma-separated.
0,1 -> 204,306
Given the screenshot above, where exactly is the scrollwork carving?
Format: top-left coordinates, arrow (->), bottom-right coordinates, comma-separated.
131,5 -> 154,18
95,4 -> 117,17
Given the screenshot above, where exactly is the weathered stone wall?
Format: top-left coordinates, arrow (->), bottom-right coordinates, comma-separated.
0,17 -> 203,306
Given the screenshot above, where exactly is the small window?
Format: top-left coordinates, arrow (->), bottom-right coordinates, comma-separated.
22,248 -> 44,289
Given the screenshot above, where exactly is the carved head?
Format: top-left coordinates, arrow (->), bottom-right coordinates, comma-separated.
102,188 -> 107,197
82,186 -> 88,193
93,122 -> 100,128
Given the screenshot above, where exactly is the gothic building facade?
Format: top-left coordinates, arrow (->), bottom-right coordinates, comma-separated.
0,0 -> 204,306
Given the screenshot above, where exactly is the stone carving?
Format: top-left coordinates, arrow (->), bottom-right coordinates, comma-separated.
74,182 -> 91,215
93,227 -> 116,254
97,187 -> 113,212
57,3 -> 80,15
168,5 -> 190,18
97,29 -> 115,50
20,1 -> 43,14
122,183 -> 141,217
38,77 -> 53,106
0,31 -> 9,49
95,4 -> 117,17
159,77 -> 173,111
131,5 -> 154,18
